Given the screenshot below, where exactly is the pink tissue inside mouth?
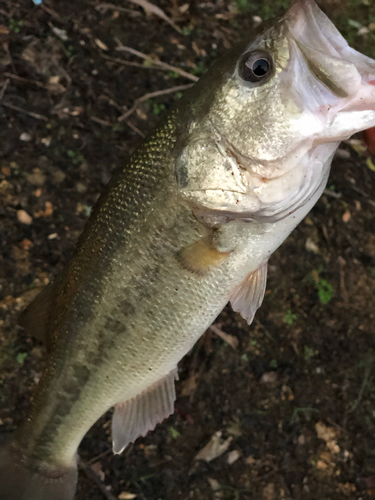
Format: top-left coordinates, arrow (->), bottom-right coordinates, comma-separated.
363,80 -> 375,155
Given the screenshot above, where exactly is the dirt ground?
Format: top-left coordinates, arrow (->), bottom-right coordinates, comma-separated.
0,0 -> 375,499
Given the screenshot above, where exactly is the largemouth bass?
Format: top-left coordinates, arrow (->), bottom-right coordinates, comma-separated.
1,1 -> 375,499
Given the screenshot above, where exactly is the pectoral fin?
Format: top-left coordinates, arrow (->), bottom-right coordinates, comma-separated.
112,368 -> 178,454
177,236 -> 230,276
230,263 -> 268,325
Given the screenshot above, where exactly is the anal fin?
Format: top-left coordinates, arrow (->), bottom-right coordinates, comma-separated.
112,368 -> 178,454
230,263 -> 268,325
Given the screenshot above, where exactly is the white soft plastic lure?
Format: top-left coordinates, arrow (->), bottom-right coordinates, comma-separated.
1,1 -> 375,499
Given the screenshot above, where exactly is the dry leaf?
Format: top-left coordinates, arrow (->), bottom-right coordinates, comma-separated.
315,421 -> 340,454
227,449 -> 241,465
118,492 -> 137,500
195,431 -> 233,463
95,38 -> 109,51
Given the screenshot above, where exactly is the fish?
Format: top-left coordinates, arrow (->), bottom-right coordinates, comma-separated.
1,1 -> 375,499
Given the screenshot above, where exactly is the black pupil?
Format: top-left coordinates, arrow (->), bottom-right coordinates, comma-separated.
252,58 -> 269,77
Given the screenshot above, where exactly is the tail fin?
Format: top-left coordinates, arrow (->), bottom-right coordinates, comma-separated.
0,442 -> 78,500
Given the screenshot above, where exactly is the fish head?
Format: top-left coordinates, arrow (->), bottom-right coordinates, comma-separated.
176,0 -> 375,222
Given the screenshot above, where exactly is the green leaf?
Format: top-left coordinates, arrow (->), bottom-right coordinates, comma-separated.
316,279 -> 334,304
284,309 -> 297,325
169,427 -> 180,439
16,352 -> 28,364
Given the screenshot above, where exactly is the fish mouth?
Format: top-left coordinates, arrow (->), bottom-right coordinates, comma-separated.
285,0 -> 375,142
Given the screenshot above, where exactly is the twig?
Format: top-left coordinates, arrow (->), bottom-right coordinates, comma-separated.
90,116 -> 114,127
40,4 -> 63,21
78,458 -> 118,500
3,72 -> 47,89
101,54 -> 147,69
118,84 -> 192,122
125,119 -> 145,138
0,101 -> 48,121
0,79 -> 9,100
86,447 -> 112,466
117,0 -> 181,33
346,358 -> 373,414
210,324 -> 238,350
96,2 -> 141,16
115,38 -> 198,83
323,189 -> 342,199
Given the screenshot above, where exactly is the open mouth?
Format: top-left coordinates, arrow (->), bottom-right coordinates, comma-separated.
286,0 -> 375,139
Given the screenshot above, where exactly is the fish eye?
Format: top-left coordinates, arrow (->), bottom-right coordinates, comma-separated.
239,51 -> 274,83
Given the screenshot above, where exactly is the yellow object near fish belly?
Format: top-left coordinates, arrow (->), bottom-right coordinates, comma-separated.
1,1 -> 375,499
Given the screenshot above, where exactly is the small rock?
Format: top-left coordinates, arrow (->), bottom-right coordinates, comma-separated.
17,210 -> 32,225
41,136 -> 52,147
305,237 -> 319,254
76,182 -> 87,194
298,434 -> 306,445
20,132 -> 32,142
260,371 -> 278,384
342,210 -> 351,223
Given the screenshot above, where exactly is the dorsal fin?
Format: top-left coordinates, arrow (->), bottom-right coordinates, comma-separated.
112,368 -> 178,454
230,263 -> 268,325
18,282 -> 57,348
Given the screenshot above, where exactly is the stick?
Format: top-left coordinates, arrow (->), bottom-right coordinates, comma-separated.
0,79 -> 9,100
209,324 -> 239,350
120,0 -> 181,33
115,39 -> 198,83
125,119 -> 145,137
78,458 -> 118,500
0,101 -> 48,121
96,2 -> 141,16
3,72 -> 47,89
118,84 -> 192,122
101,54 -> 148,69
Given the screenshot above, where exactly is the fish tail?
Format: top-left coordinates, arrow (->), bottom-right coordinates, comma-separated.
0,442 -> 77,500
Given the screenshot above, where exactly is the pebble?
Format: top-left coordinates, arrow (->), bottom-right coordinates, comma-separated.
260,371 -> 278,384
17,210 -> 32,225
76,182 -> 87,194
20,133 -> 32,142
